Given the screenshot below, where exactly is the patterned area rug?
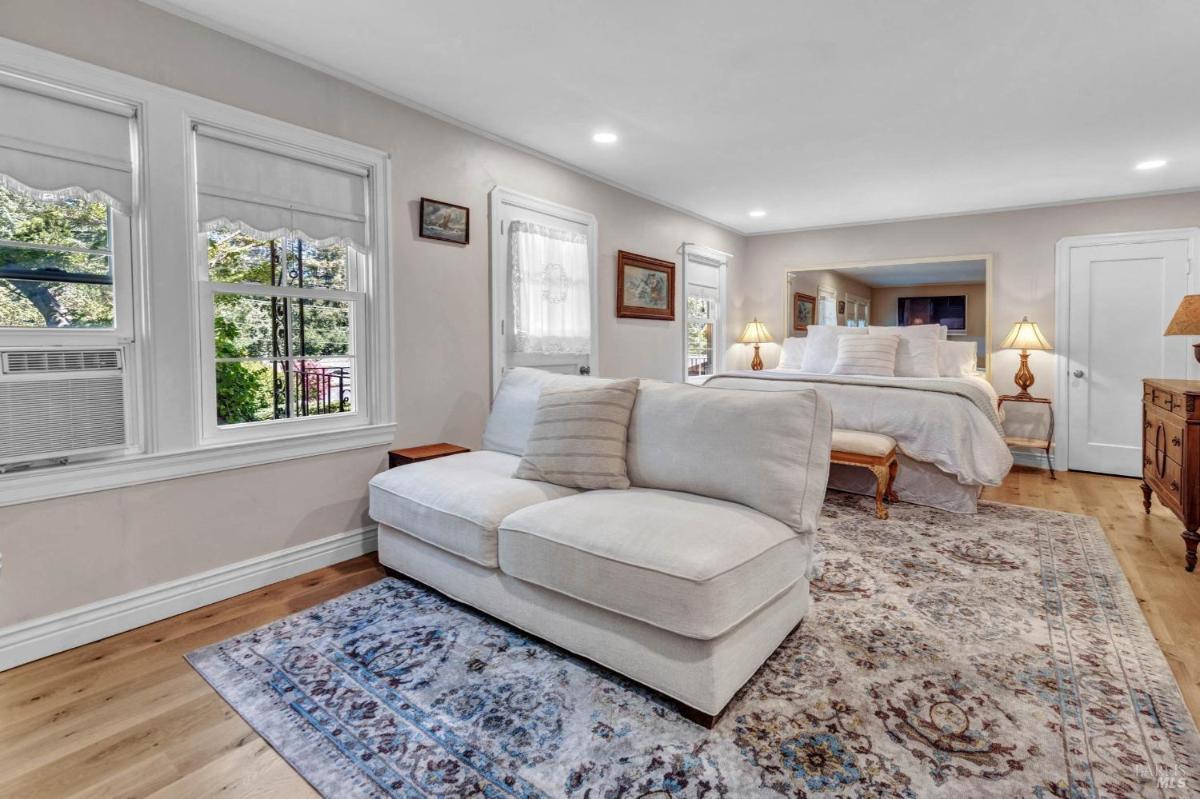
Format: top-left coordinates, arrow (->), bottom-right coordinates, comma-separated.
188,494 -> 1200,797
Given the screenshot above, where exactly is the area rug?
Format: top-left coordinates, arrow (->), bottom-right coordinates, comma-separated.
188,494 -> 1200,797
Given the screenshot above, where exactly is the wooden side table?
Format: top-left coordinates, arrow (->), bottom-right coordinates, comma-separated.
388,443 -> 470,469
997,394 -> 1055,478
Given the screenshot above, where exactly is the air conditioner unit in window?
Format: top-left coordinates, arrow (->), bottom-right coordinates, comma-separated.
0,348 -> 128,469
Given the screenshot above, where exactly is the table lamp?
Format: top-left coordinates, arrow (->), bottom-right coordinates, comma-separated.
999,316 -> 1052,400
1164,295 -> 1200,362
738,318 -> 773,371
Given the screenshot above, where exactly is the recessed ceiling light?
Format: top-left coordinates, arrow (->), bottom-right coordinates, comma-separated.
1136,159 -> 1167,170
748,209 -> 767,218
592,132 -> 618,144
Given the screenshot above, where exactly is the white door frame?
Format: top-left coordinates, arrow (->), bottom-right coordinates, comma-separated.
487,186 -> 599,398
1054,227 -> 1200,471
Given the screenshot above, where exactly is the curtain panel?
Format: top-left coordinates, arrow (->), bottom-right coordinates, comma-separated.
509,220 -> 590,355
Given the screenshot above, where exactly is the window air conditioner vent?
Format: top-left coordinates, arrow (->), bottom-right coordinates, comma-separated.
2,349 -> 123,374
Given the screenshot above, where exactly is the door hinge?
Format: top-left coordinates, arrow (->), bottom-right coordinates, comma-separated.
501,319 -> 505,335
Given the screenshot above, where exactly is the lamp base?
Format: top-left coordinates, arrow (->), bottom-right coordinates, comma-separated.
751,343 -> 764,371
1012,350 -> 1036,399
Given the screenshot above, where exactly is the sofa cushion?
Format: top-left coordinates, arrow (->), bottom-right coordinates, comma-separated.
627,381 -> 832,533
483,367 -> 615,456
514,377 -> 640,489
498,488 -> 814,640
369,450 -> 577,567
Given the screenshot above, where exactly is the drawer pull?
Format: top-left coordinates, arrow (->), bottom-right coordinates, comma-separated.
1173,435 -> 1183,448
1156,424 -> 1169,477
1172,480 -> 1180,493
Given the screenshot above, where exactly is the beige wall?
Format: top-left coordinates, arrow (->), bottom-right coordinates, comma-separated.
0,0 -> 743,627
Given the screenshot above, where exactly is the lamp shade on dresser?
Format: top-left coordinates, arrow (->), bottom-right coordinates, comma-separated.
1141,378 -> 1200,571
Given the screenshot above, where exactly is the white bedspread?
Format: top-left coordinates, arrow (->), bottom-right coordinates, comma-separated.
703,370 -> 1012,487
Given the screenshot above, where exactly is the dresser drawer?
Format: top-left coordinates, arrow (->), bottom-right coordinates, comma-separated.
1145,404 -> 1185,466
1146,454 -> 1184,511
1147,384 -> 1186,417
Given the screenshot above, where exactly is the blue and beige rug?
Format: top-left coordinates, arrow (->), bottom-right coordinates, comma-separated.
188,494 -> 1200,797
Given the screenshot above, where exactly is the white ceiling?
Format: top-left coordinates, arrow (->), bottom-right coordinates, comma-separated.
811,259 -> 988,288
148,0 -> 1200,235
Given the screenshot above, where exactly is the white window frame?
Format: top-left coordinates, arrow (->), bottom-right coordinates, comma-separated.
0,39 -> 394,508
0,206 -> 137,345
681,244 -> 728,384
186,117 -> 392,447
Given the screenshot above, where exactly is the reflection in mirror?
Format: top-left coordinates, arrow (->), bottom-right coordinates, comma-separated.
785,256 -> 990,371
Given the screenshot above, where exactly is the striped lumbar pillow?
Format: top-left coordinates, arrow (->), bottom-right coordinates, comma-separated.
514,377 -> 640,489
831,333 -> 900,377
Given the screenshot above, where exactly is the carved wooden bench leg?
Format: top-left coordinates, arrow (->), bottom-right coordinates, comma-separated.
830,431 -> 900,520
871,464 -> 890,520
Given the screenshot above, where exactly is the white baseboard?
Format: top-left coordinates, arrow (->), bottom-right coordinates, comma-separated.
0,525 -> 378,671
1012,450 -> 1056,471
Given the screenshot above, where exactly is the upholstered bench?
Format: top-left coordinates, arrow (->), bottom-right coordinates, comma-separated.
831,430 -> 899,519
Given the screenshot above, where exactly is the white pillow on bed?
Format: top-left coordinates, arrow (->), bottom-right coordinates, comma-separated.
777,337 -> 807,369
893,337 -> 940,378
937,339 -> 978,376
800,325 -> 867,374
832,334 -> 900,377
869,324 -> 946,340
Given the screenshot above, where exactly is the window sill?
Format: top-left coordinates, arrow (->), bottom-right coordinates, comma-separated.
0,422 -> 396,508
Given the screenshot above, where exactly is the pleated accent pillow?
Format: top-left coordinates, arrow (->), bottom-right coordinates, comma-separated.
514,377 -> 640,489
831,333 -> 899,377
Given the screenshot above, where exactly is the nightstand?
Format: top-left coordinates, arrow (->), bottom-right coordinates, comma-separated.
388,443 -> 470,469
997,395 -> 1055,478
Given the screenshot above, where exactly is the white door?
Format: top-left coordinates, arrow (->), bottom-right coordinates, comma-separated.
490,189 -> 597,394
1065,234 -> 1194,475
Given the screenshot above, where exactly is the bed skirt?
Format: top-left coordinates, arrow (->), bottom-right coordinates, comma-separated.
828,453 -> 982,513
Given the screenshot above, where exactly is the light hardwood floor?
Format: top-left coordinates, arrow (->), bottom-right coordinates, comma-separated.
1,466 -> 1197,797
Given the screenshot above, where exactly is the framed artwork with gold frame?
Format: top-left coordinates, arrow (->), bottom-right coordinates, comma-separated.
793,292 -> 816,331
616,250 -> 675,321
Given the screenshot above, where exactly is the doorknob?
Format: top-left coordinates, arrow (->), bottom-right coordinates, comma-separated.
1073,369 -> 1085,378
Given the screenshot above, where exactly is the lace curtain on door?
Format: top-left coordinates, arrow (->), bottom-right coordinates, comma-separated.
509,220 -> 591,354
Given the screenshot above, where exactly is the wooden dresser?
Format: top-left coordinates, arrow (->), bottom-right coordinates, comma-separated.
1142,378 -> 1200,571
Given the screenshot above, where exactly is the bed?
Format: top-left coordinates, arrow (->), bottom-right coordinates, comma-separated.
703,369 -> 1013,513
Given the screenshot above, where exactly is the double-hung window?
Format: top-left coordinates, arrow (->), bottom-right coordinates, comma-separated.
682,246 -> 727,383
0,80 -> 135,339
193,125 -> 372,442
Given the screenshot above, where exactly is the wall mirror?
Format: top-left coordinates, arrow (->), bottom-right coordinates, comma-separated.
784,254 -> 992,372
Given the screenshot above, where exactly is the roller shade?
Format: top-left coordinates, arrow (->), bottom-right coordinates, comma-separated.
194,125 -> 368,248
0,80 -> 134,213
686,260 -> 721,302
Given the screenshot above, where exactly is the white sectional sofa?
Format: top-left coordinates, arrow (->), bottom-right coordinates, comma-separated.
368,368 -> 832,725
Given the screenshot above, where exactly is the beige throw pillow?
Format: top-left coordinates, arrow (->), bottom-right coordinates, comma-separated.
831,333 -> 900,376
514,377 -> 640,489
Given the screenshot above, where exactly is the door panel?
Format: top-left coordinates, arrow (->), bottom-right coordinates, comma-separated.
1067,239 -> 1190,475
490,193 -> 596,392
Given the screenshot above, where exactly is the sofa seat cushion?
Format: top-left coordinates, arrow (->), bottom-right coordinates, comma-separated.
498,488 -> 813,640
369,450 -> 578,568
